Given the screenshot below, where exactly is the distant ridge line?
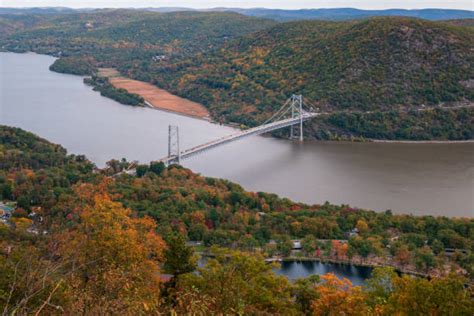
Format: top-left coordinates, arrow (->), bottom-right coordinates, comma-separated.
0,7 -> 473,21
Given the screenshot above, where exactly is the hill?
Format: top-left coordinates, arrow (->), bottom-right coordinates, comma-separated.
222,8 -> 474,22
3,7 -> 473,21
0,7 -> 79,15
138,17 -> 473,139
0,10 -> 276,59
0,125 -> 473,314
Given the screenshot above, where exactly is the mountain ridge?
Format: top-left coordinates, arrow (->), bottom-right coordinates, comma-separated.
1,7 -> 473,21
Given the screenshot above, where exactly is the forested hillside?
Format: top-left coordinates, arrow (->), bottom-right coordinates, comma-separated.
1,125 -> 473,313
0,11 -> 473,140
224,8 -> 474,21
2,7 -> 473,21
140,17 -> 473,139
0,10 -> 276,60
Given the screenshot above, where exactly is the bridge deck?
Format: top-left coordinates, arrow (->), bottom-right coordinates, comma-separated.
161,112 -> 319,164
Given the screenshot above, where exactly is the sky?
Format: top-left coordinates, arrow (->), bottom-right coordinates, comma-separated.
1,0 -> 473,10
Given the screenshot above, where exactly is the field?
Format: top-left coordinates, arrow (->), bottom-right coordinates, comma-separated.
97,68 -> 121,78
104,73 -> 210,119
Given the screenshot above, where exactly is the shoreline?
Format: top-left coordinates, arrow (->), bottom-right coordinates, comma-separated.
105,73 -> 211,120
5,51 -> 471,144
277,256 -> 432,279
143,101 -> 212,122
199,252 -> 437,280
370,139 -> 474,144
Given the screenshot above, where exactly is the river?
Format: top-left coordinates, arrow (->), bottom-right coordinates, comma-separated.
1,52 -> 473,217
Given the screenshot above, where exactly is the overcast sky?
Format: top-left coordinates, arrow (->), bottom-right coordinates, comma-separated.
1,1 -> 473,10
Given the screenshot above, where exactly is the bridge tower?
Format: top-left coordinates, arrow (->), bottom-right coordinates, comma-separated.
290,94 -> 304,141
168,125 -> 180,164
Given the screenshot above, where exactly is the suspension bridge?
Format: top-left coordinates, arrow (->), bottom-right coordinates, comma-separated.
160,95 -> 321,165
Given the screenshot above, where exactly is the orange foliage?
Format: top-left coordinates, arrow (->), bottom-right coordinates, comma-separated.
11,217 -> 33,231
312,274 -> 368,316
190,210 -> 206,224
55,191 -> 165,314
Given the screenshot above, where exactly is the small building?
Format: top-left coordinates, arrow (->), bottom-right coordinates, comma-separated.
152,55 -> 167,62
292,240 -> 302,250
345,228 -> 359,239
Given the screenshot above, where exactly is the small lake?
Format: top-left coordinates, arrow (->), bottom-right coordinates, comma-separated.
275,260 -> 372,286
198,257 -> 372,285
1,52 -> 473,217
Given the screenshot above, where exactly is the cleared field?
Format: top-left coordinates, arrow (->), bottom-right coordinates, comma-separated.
98,68 -> 121,78
109,78 -> 210,119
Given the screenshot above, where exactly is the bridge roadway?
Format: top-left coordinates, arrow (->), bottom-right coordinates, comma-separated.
161,112 -> 320,164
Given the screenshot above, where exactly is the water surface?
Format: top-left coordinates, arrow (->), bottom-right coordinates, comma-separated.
275,261 -> 372,286
1,52 -> 473,216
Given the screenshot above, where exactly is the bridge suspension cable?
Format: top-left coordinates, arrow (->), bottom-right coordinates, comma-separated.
161,94 -> 320,165
262,97 -> 292,125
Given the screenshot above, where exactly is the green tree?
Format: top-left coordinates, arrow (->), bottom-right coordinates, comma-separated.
301,234 -> 317,256
431,239 -> 444,255
149,161 -> 165,175
176,248 -> 297,315
292,275 -> 320,315
238,234 -> 259,251
136,164 -> 149,177
349,237 -> 373,258
1,182 -> 13,200
163,233 -> 197,276
414,246 -> 436,271
276,236 -> 293,257
364,267 -> 397,307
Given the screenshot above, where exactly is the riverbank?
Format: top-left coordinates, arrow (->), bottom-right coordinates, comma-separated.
97,68 -> 211,120
371,139 -> 474,144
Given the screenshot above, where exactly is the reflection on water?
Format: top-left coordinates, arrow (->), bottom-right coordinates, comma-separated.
275,261 -> 372,285
1,52 -> 473,216
198,257 -> 372,285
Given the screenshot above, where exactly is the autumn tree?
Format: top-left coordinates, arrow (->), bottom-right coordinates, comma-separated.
394,244 -> 411,266
311,273 -> 369,316
0,236 -> 65,314
55,193 -> 165,314
356,219 -> 369,236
